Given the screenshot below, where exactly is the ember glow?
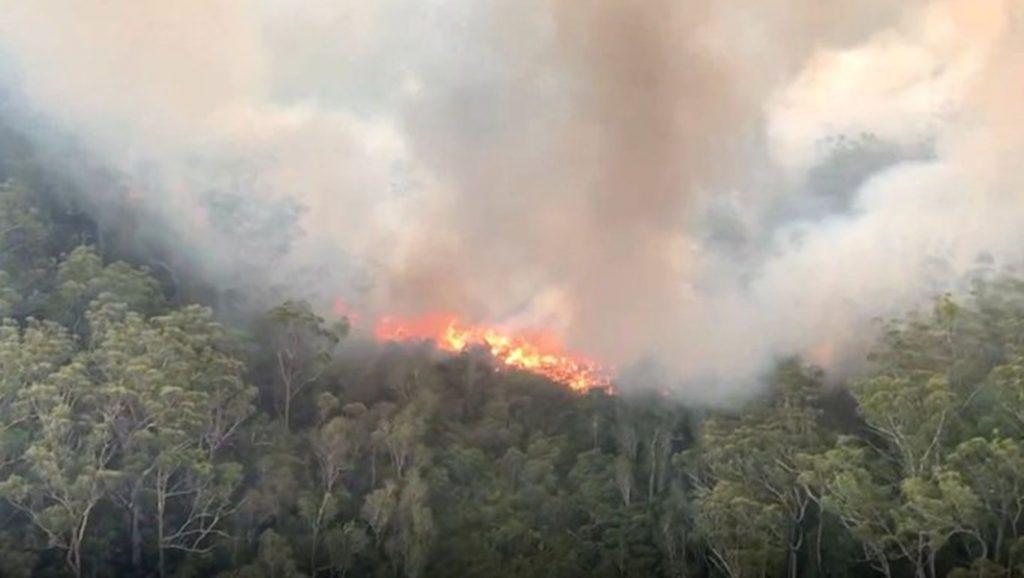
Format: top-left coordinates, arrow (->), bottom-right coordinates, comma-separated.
374,314 -> 610,391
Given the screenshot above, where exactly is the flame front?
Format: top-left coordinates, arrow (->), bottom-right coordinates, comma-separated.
374,314 -> 609,391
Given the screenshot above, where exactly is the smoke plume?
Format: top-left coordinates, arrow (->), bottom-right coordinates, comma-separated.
0,0 -> 1020,401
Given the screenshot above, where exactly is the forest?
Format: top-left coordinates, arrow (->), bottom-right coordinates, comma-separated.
1,133 -> 1024,578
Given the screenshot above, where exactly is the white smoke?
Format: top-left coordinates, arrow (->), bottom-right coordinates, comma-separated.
0,0 -> 1020,401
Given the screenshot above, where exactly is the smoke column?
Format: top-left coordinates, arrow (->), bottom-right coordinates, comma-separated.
0,0 -> 1020,401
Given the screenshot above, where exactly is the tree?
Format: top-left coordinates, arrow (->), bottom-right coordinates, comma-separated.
698,359 -> 829,578
395,470 -> 435,578
46,246 -> 164,330
800,443 -> 904,578
897,471 -> 982,578
229,529 -> 307,578
84,301 -> 253,577
321,521 -> 369,577
948,437 -> 1024,566
854,372 -> 956,478
264,301 -> 344,430
303,413 -> 362,574
0,356 -> 119,578
0,180 -> 53,300
0,318 -> 75,471
696,481 -> 784,578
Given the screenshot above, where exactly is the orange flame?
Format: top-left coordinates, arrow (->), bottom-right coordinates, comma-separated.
374,314 -> 609,391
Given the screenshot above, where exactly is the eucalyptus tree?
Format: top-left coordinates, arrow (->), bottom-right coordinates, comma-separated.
264,301 -> 345,430
698,359 -> 830,578
948,437 -> 1024,568
0,326 -> 115,578
303,410 -> 364,575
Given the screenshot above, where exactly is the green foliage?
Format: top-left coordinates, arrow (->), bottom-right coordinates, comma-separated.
0,180 -> 53,292
7,171 -> 1024,578
48,245 -> 164,327
261,300 -> 345,430
697,481 -> 784,578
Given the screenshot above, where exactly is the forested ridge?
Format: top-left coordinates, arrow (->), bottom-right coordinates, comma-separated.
3,146 -> 1024,578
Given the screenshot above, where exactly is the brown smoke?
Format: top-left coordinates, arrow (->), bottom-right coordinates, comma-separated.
0,0 -> 1019,400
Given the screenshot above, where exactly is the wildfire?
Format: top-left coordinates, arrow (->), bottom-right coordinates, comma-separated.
374,313 -> 610,391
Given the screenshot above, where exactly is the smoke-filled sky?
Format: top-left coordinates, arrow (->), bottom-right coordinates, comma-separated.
0,0 -> 1021,401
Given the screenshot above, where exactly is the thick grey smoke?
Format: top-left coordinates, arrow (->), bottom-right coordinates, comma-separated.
0,0 -> 1019,401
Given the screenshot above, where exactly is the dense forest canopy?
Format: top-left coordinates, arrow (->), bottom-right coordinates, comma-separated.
1,126 -> 1024,578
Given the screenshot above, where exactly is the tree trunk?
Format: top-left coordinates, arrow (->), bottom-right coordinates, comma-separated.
70,548 -> 82,578
371,451 -> 377,488
278,351 -> 293,431
67,543 -> 82,578
157,478 -> 167,578
997,511 -> 1006,565
310,525 -> 318,577
787,521 -> 801,578
284,382 -> 292,431
310,492 -> 330,576
815,517 -> 823,575
68,503 -> 95,578
648,432 -> 660,502
914,555 -> 928,578
68,513 -> 88,578
131,484 -> 143,575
